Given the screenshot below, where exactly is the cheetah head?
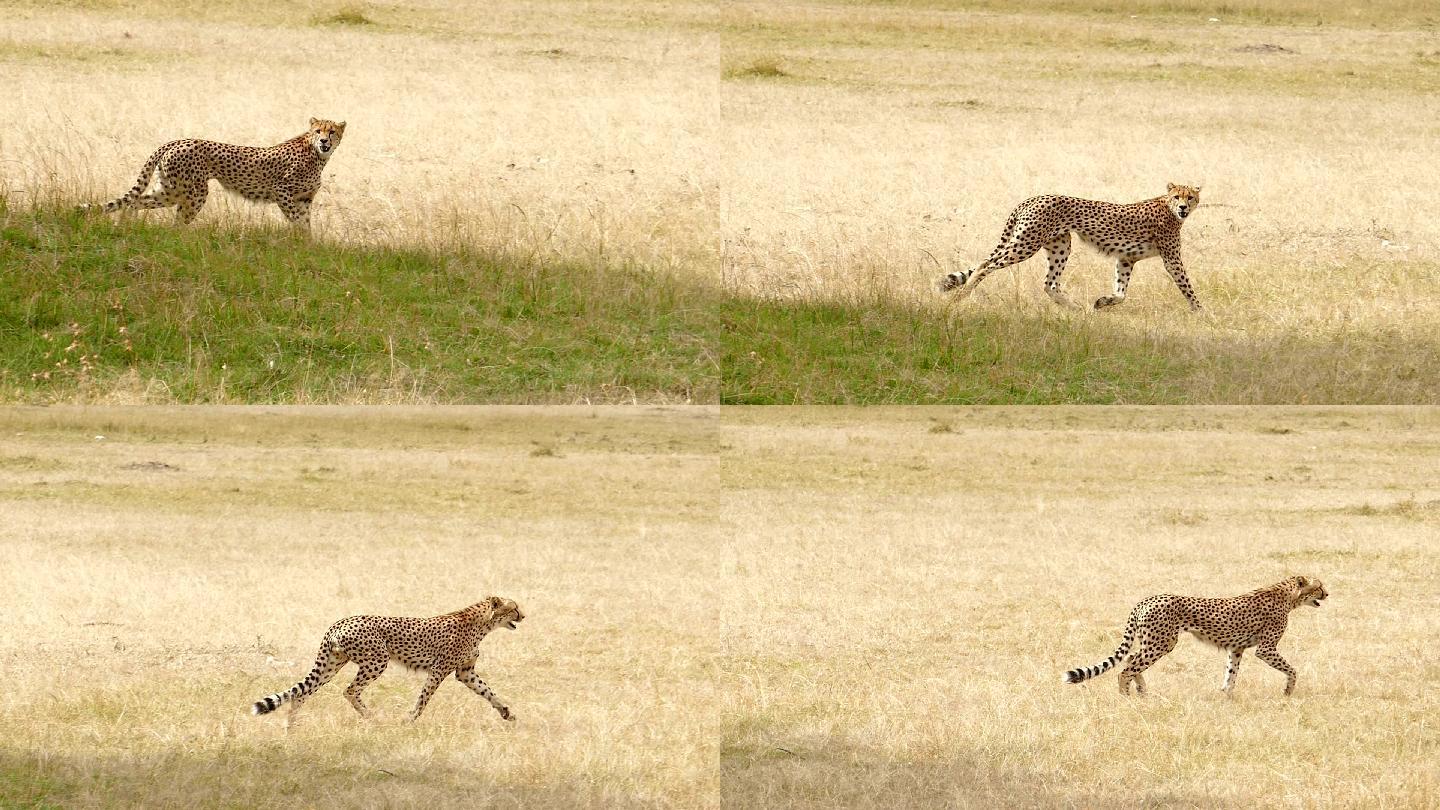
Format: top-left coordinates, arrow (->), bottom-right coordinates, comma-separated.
1294,576 -> 1328,608
1166,183 -> 1201,221
308,117 -> 346,157
489,595 -> 525,630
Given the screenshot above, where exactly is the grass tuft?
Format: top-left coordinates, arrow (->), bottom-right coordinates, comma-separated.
314,6 -> 375,26
723,57 -> 790,80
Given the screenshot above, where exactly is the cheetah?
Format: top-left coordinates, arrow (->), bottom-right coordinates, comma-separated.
1064,576 -> 1327,696
939,183 -> 1204,311
83,117 -> 346,230
252,596 -> 524,724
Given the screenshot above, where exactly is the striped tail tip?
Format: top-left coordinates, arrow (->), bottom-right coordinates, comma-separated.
1064,669 -> 1084,684
938,271 -> 969,292
253,697 -> 278,715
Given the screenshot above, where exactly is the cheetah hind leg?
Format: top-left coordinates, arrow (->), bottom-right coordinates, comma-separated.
1221,649 -> 1243,694
408,670 -> 447,722
1042,233 -> 1080,308
175,184 -> 209,225
344,658 -> 388,719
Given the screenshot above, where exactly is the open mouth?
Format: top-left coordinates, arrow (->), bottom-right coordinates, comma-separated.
1311,598 -> 1323,607
319,144 -> 331,153
505,620 -> 518,630
1178,210 -> 1188,218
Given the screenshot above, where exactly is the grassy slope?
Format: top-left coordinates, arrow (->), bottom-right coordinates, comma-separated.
0,207 -> 1189,405
719,294 -> 1183,404
5,207 -> 1435,405
0,206 -> 716,403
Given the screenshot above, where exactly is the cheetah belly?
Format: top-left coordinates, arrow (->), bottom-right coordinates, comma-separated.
1186,626 -> 1249,650
1074,228 -> 1158,261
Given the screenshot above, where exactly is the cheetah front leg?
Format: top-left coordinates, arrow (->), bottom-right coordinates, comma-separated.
277,188 -> 315,233
1094,258 -> 1135,310
1160,248 -> 1203,311
1255,644 -> 1297,695
456,667 -> 515,721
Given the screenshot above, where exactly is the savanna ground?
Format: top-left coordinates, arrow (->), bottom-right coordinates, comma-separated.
719,0 -> 1440,402
0,0 -> 721,402
2,0 -> 1439,402
0,406 -> 719,808
2,407 -> 1437,807
722,407 -> 1440,807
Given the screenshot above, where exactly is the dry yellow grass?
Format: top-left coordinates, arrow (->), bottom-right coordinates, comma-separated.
0,406 -> 719,808
3,405 -> 1438,807
0,0 -> 719,271
4,0 -> 1439,402
721,407 -> 1440,807
718,1 -> 1440,401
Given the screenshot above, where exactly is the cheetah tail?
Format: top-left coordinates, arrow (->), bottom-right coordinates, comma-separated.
90,146 -> 166,213
252,644 -> 339,715
1063,614 -> 1137,684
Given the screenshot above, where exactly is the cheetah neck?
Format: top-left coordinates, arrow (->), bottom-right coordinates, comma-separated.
292,132 -> 334,167
1151,196 -> 1185,227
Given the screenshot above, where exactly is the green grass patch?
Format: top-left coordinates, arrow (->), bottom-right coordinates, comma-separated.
0,756 -> 67,810
0,205 -> 715,403
717,293 -> 1182,404
7,206 -> 1437,405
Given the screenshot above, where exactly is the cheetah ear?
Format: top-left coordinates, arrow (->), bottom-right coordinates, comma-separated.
1194,185 -> 1202,193
309,117 -> 319,128
337,121 -> 346,133
1295,576 -> 1309,587
489,596 -> 504,609
1166,182 -> 1177,193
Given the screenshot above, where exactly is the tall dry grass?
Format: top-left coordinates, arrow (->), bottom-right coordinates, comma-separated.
718,1 -> 1440,401
0,0 -> 719,271
3,0 -> 1439,401
721,407 -> 1440,807
0,406 -> 720,808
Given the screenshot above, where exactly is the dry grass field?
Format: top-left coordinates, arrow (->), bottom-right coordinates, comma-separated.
0,0 -> 718,271
721,408 -> 1440,807
2,405 -> 1438,807
4,0 -> 1440,402
0,406 -> 719,808
719,0 -> 1440,402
